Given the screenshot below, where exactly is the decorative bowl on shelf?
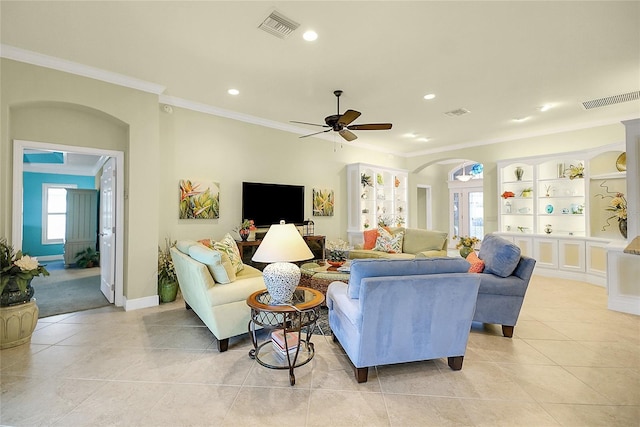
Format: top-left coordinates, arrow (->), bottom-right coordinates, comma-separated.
518,207 -> 531,214
545,204 -> 554,213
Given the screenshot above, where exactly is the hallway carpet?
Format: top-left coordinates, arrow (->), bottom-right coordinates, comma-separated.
32,275 -> 109,318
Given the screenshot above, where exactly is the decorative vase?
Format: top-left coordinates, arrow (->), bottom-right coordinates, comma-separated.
544,224 -> 553,234
514,166 -> 524,181
459,246 -> 474,258
239,229 -> 250,241
158,278 -> 179,303
619,219 -> 628,239
0,278 -> 34,307
0,299 -> 39,349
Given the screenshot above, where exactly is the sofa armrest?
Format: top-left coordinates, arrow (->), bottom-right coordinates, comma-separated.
415,249 -> 447,258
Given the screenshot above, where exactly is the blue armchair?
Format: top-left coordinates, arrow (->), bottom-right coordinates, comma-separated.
474,234 -> 537,337
326,258 -> 481,383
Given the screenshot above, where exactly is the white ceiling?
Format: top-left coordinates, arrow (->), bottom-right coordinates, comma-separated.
2,1 -> 639,157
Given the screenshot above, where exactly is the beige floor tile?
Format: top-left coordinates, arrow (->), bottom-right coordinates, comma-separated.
461,398 -> 561,426
2,273 -> 638,426
542,403 -> 640,427
222,386 -> 310,426
499,364 -> 610,404
310,351 -> 382,392
139,383 -> 241,426
466,333 -> 556,365
564,366 -> 640,405
0,377 -> 104,426
377,359 -> 458,396
384,394 -> 473,427
524,339 -> 631,368
56,380 -> 172,426
442,360 -> 535,401
179,348 -> 255,385
511,319 -> 572,340
307,389 -> 389,427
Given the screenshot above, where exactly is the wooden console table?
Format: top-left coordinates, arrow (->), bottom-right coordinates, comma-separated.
237,235 -> 326,267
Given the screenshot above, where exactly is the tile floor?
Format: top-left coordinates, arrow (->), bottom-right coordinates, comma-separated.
1,275 -> 639,426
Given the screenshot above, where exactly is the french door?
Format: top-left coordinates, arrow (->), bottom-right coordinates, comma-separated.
449,184 -> 484,246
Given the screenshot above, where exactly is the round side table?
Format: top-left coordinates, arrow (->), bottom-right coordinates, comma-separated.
246,287 -> 325,386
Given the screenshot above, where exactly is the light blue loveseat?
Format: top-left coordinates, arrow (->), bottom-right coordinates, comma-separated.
326,258 -> 481,383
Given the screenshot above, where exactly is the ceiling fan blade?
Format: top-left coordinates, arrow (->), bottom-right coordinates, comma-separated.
347,123 -> 393,131
339,129 -> 358,141
300,129 -> 332,139
338,110 -> 361,126
291,120 -> 330,128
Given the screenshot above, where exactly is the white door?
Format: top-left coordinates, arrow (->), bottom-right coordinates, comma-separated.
99,158 -> 116,303
450,186 -> 484,245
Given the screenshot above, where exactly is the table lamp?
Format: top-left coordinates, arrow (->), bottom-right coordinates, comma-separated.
252,221 -> 314,304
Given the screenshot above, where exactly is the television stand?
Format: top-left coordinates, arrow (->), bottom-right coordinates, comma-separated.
237,235 -> 325,269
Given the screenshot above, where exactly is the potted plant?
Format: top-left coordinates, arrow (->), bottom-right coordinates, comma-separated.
234,219 -> 256,241
453,235 -> 481,258
326,239 -> 351,267
0,237 -> 49,348
158,238 -> 179,303
75,246 -> 100,268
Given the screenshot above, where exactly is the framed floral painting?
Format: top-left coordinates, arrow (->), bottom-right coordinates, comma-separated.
313,188 -> 334,216
179,179 -> 220,219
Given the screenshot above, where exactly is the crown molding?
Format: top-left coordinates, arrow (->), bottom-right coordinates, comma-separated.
159,95 -> 394,156
0,44 -> 166,95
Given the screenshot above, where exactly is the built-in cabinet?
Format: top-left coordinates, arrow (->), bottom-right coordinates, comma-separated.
347,163 -> 408,246
497,143 -> 626,286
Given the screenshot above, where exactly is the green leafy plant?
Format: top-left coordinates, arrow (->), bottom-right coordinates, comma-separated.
1,237 -> 49,295
158,238 -> 177,284
75,247 -> 100,268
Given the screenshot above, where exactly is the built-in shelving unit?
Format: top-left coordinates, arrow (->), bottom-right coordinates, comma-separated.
497,143 -> 627,286
346,163 -> 408,246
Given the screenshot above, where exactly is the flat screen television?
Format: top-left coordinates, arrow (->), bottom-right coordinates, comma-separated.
242,182 -> 305,228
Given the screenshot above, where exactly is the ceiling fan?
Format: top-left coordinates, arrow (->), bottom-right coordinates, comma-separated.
291,90 -> 392,142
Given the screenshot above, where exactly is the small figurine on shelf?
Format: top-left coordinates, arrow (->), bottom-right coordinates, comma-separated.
544,185 -> 553,197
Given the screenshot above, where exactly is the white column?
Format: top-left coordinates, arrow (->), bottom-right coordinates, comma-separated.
622,119 -> 640,240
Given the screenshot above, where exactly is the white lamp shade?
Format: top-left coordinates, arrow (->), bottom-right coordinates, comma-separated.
252,222 -> 314,263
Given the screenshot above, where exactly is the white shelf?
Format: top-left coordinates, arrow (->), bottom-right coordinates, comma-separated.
590,172 -> 626,180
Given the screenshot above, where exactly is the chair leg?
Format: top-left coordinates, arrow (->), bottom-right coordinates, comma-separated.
447,356 -> 464,370
217,338 -> 229,352
355,367 -> 369,383
502,325 -> 514,338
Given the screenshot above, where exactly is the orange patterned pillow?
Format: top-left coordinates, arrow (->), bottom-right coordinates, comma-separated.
363,229 -> 379,250
466,251 -> 485,273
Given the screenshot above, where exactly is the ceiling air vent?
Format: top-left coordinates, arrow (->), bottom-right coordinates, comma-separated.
444,108 -> 471,117
581,91 -> 640,110
258,11 -> 300,39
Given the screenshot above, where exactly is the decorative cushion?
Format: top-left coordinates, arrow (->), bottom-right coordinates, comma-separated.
363,229 -> 379,250
176,240 -> 199,255
402,229 -> 448,254
478,234 -> 521,278
188,244 -> 236,284
373,227 -> 404,253
466,251 -> 485,273
213,233 -> 244,273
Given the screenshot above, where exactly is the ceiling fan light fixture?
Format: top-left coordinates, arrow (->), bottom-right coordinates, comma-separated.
423,93 -> 436,100
227,88 -> 239,96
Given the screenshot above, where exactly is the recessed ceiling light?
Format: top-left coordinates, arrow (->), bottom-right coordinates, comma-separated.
227,89 -> 239,96
417,137 -> 430,142
403,132 -> 417,138
303,30 -> 318,41
423,94 -> 436,100
513,117 -> 530,122
538,104 -> 553,112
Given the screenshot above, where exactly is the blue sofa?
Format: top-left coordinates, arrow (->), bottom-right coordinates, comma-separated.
474,234 -> 537,337
326,258 -> 481,383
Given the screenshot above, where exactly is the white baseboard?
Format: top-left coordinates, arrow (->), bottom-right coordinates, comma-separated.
37,255 -> 64,262
534,267 -> 607,287
123,295 -> 159,311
